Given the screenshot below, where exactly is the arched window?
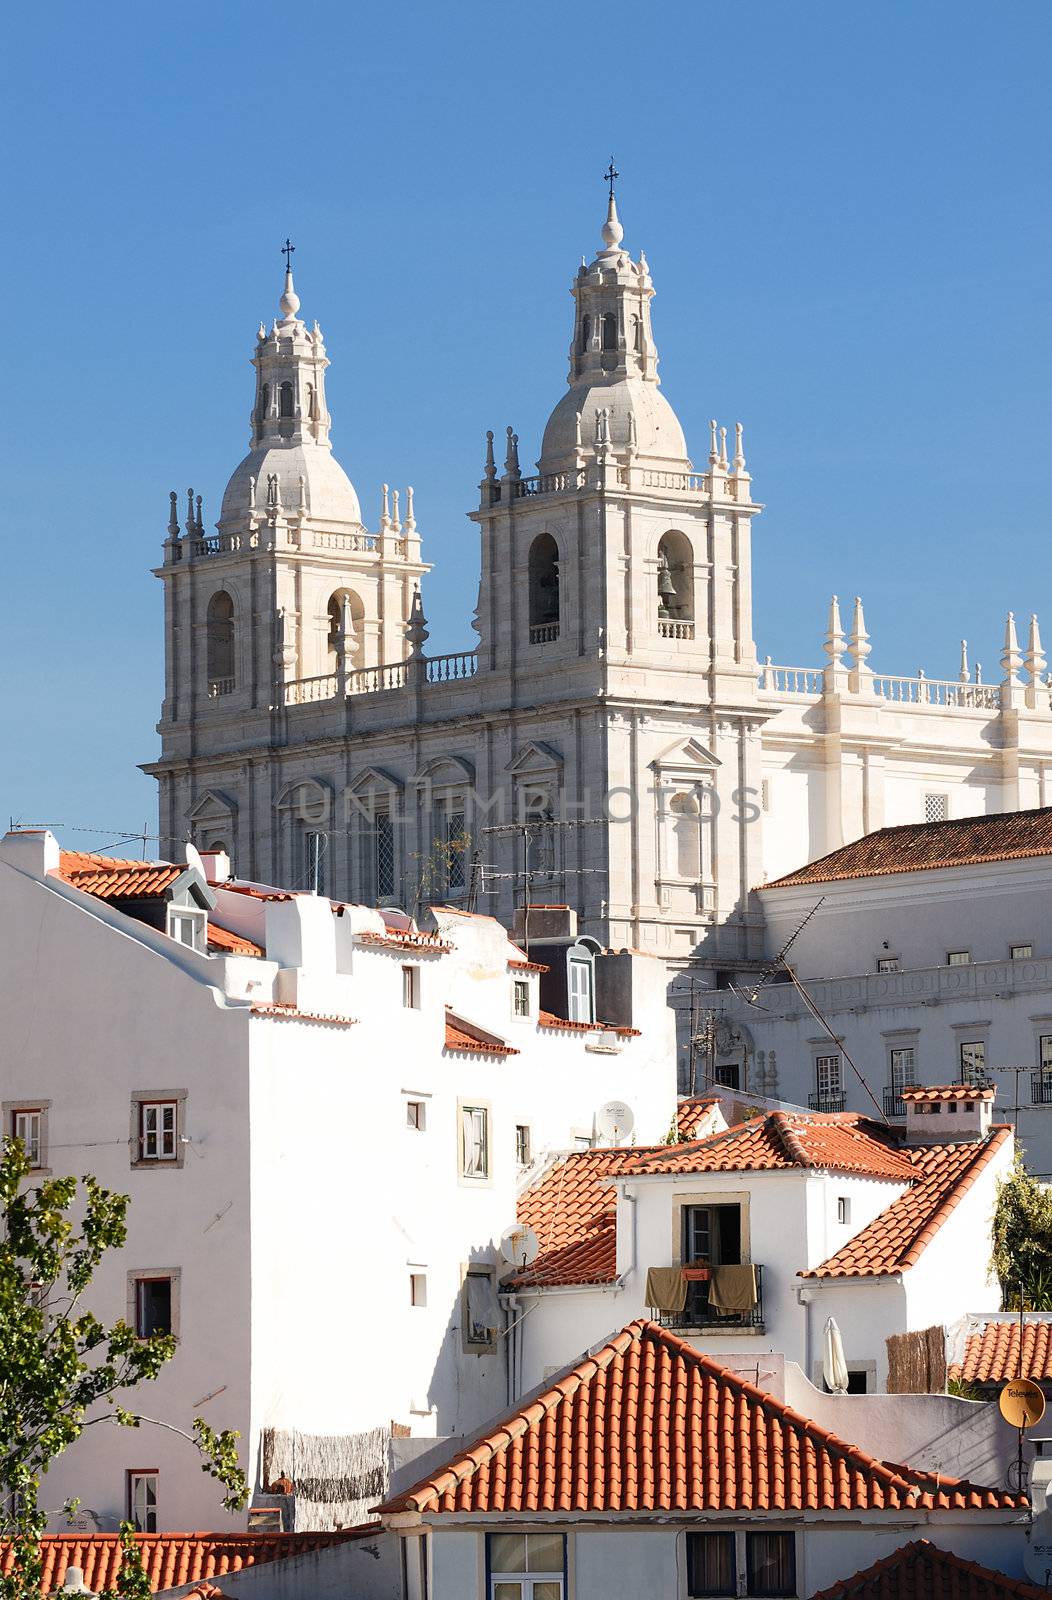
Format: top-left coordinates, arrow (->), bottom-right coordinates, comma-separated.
601,313 -> 617,352
205,592 -> 235,692
279,382 -> 294,418
528,534 -> 560,642
327,590 -> 365,670
580,315 -> 591,355
656,531 -> 695,631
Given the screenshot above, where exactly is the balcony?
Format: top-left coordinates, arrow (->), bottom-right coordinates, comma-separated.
883,1089 -> 906,1119
207,677 -> 236,698
658,619 -> 695,641
1032,1074 -> 1052,1105
529,622 -> 559,644
659,1264 -> 764,1332
808,1093 -> 846,1113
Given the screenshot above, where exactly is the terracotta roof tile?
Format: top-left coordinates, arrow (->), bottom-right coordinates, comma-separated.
676,1095 -> 724,1140
811,1537 -> 1046,1600
0,1532 -> 365,1594
621,1110 -> 916,1180
949,1317 -> 1052,1384
55,850 -> 186,900
206,922 -> 263,957
537,1010 -> 640,1037
763,806 -> 1052,888
801,1128 -> 1011,1279
513,1146 -> 648,1287
508,957 -> 549,973
444,1009 -> 519,1056
901,1084 -> 995,1102
250,1002 -> 357,1027
378,1321 -> 1025,1516
356,930 -> 452,954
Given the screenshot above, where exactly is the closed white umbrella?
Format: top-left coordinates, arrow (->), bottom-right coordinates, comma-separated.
823,1316 -> 849,1394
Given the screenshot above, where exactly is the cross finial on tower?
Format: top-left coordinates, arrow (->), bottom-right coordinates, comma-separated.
604,158 -> 619,199
281,237 -> 295,272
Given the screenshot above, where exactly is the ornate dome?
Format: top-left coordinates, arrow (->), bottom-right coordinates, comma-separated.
219,442 -> 362,529
540,377 -> 689,470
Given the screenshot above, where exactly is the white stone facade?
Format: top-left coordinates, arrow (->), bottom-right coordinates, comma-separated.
145,195 -> 1052,986
0,830 -> 674,1533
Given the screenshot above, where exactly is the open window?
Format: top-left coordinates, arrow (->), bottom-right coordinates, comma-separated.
656,531 -> 695,638
528,533 -> 560,643
205,591 -> 235,695
127,1471 -> 158,1534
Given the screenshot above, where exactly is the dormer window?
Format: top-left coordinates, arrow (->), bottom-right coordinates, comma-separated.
167,906 -> 206,953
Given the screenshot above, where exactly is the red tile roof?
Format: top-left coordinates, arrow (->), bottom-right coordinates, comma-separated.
621,1111 -> 915,1181
508,957 -> 549,973
763,806 -> 1052,889
948,1317 -> 1052,1385
513,1146 -> 651,1287
55,850 -> 186,900
356,929 -> 452,954
444,1010 -> 519,1056
206,922 -> 263,957
0,1531 -> 367,1594
811,1538 -> 1046,1600
676,1095 -> 724,1140
801,1128 -> 1011,1280
250,1002 -> 357,1027
538,1010 -> 640,1037
378,1321 -> 1024,1516
901,1084 -> 995,1103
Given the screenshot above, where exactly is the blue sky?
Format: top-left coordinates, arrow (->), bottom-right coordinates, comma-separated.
3,1 -> 1049,852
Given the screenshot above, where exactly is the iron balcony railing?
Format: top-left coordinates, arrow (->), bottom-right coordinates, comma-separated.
1032,1074 -> 1052,1105
883,1089 -> 907,1119
659,1264 -> 764,1332
808,1092 -> 846,1114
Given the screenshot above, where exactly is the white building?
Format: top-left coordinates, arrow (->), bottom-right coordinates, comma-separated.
0,828 -> 674,1534
708,806 -> 1052,1174
143,188 -> 1052,985
376,1319 -> 1030,1597
505,1095 -> 1011,1398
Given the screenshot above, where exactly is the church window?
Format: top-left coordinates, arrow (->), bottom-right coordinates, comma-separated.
255,383 -> 270,441
205,591 -> 235,692
580,314 -> 591,354
303,829 -> 327,895
670,791 -> 701,878
601,312 -> 617,351
359,806 -> 396,903
279,381 -> 294,418
429,796 -> 469,897
327,590 -> 365,670
657,532 -> 695,633
528,533 -> 560,642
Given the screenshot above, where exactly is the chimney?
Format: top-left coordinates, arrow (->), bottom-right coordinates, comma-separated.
901,1085 -> 995,1144
0,829 -> 61,878
198,849 -> 232,884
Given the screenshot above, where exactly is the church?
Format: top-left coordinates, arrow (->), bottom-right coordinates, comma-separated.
145,186 -> 1052,979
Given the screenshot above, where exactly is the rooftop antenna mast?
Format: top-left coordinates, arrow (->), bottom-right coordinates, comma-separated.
481,817 -> 606,956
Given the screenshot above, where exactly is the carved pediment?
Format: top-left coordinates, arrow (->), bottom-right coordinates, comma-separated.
506,741 -> 563,777
651,737 -> 721,773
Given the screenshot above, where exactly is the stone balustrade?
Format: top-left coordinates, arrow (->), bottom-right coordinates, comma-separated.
282,650 -> 478,707
658,619 -> 695,641
529,622 -> 560,644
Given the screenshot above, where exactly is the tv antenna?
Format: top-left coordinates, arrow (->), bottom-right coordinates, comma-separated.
481,816 -> 606,954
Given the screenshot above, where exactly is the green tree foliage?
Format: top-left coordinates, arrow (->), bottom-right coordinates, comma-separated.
0,1137 -> 248,1599
991,1157 -> 1052,1310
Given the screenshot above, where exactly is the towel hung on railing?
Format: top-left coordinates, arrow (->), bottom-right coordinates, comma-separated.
644,1266 -> 687,1315
708,1264 -> 758,1315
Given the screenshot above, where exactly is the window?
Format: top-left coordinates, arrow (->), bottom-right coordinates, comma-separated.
746,1531 -> 796,1597
303,829 -> 326,895
670,792 -> 702,878
579,314 -> 591,355
166,906 -> 206,952
134,1277 -> 173,1338
567,951 -> 595,1024
815,1055 -> 842,1106
1012,944 -> 1034,960
527,533 -> 560,638
461,1106 -> 489,1179
374,810 -> 395,899
487,1531 -> 565,1597
924,793 -> 949,823
463,1267 -> 501,1352
600,312 -> 617,351
139,1101 -> 178,1162
837,1196 -> 851,1225
947,950 -> 971,966
516,1124 -> 531,1166
822,1368 -> 870,1394
433,799 -> 468,894
1040,1035 -> 1052,1074
406,1098 -> 426,1131
10,1107 -> 44,1169
656,531 -> 695,625
409,1272 -> 427,1307
960,1041 -> 986,1084
127,1471 -> 158,1534
686,1532 -> 736,1597
876,956 -> 900,973
279,380 -> 294,417
205,591 -> 235,690
890,1046 -> 915,1097
404,1532 -> 429,1600
513,979 -> 531,1018
402,965 -> 420,1009
713,1063 -> 740,1089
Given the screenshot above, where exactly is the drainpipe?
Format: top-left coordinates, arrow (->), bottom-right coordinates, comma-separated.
618,1188 -> 637,1287
795,1284 -> 814,1381
505,1297 -> 518,1408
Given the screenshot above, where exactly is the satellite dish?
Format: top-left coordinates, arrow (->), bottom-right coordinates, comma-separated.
1000,1378 -> 1046,1429
500,1225 -> 539,1270
596,1100 -> 635,1143
185,842 -> 206,877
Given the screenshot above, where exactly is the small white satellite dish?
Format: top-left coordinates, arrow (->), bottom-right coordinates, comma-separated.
185,841 -> 206,877
596,1100 -> 635,1143
500,1224 -> 540,1270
